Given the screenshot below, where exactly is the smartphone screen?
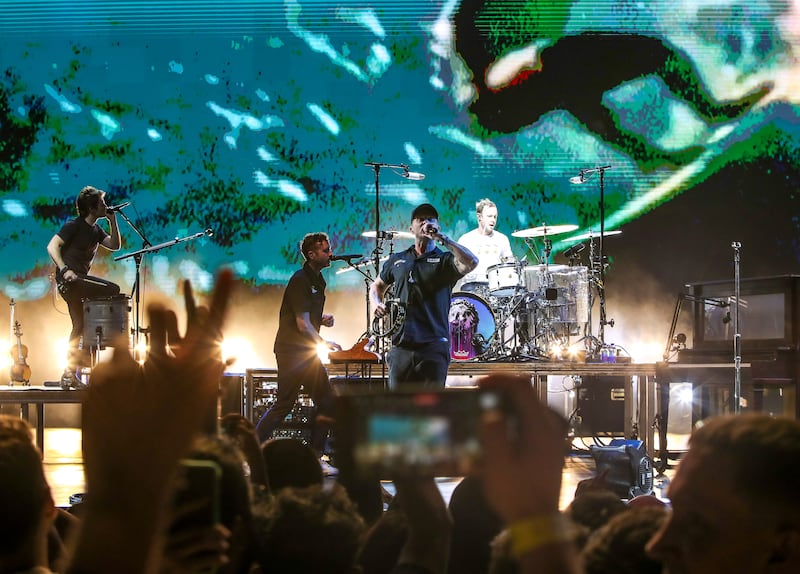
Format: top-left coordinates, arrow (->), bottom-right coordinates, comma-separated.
171,459 -> 222,530
335,387 -> 500,479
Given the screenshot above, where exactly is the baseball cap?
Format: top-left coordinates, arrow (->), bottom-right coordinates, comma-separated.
410,203 -> 439,221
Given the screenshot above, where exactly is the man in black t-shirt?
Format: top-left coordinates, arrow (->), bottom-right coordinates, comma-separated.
47,186 -> 122,388
255,232 -> 341,455
370,203 -> 478,389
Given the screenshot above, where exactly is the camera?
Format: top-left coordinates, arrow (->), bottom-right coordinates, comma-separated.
335,387 -> 505,479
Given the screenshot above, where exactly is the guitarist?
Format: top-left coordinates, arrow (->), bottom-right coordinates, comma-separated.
47,186 -> 122,388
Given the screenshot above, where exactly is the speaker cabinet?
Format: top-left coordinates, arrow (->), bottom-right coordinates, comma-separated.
576,376 -> 626,436
219,373 -> 244,417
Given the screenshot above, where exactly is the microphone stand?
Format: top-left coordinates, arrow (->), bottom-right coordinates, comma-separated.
115,228 -> 214,360
112,208 -> 153,362
732,241 -> 742,413
364,161 -> 414,384
572,166 -> 613,355
595,166 -> 612,349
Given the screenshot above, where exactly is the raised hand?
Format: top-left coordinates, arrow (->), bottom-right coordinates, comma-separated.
70,269 -> 234,574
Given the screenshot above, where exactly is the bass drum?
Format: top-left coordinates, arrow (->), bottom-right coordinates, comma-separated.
449,292 -> 495,361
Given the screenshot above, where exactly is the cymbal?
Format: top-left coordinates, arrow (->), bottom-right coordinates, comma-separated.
511,224 -> 578,238
566,229 -> 622,241
362,230 -> 414,240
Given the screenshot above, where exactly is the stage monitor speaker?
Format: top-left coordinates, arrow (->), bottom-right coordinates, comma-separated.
220,373 -> 244,417
590,439 -> 654,499
576,376 -> 625,436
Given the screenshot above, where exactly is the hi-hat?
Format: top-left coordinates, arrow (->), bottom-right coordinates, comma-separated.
362,230 -> 413,240
512,224 -> 578,238
566,229 -> 622,241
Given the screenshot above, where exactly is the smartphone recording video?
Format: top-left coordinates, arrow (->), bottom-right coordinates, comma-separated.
335,387 -> 502,479
170,458 -> 222,531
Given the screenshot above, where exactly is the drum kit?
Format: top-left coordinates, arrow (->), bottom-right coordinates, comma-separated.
449,223 -> 619,362
336,221 -> 620,363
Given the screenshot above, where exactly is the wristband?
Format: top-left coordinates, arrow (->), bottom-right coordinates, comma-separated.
61,265 -> 69,274
507,513 -> 574,558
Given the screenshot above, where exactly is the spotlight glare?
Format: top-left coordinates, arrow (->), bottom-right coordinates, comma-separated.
316,342 -> 330,364
220,337 -> 258,371
628,340 -> 663,363
54,338 -> 70,371
677,386 -> 694,404
135,339 -> 149,364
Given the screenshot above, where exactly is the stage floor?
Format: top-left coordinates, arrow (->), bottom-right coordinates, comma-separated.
40,428 -> 675,510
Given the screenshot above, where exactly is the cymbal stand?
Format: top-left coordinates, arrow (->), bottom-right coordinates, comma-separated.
732,241 -> 742,413
487,290 -> 535,361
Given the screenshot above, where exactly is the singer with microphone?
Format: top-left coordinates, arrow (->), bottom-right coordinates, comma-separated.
46,186 -> 123,388
370,203 -> 478,389
255,232 -> 341,467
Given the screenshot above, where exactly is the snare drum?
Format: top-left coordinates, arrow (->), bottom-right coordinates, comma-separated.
487,262 -> 522,297
449,292 -> 495,361
83,295 -> 131,349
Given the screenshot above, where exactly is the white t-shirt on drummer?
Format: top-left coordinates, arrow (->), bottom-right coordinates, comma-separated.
457,228 -> 514,285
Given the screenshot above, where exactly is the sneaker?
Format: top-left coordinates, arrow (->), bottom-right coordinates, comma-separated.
319,457 -> 339,477
60,370 -> 87,390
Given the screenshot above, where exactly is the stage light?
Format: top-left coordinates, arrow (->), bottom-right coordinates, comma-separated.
549,341 -> 566,360
220,337 -> 258,371
135,338 -> 149,364
54,338 -> 70,371
627,339 -> 662,363
676,384 -> 694,405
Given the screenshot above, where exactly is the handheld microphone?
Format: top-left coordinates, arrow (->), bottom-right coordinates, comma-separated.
568,174 -> 585,184
402,166 -> 426,181
423,223 -> 439,235
106,201 -> 131,213
330,254 -> 363,262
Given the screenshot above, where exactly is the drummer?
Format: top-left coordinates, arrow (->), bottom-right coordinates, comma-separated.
47,186 -> 122,388
456,198 -> 515,295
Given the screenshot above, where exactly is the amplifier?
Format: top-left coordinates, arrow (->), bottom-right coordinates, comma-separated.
269,427 -> 313,445
575,376 -> 626,436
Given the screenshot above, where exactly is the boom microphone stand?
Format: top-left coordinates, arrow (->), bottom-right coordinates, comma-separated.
363,161 -> 426,379
570,166 -> 614,352
115,228 -> 214,358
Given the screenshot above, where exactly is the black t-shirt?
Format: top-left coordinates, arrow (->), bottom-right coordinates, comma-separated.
273,263 -> 327,354
57,217 -> 109,276
379,245 -> 463,347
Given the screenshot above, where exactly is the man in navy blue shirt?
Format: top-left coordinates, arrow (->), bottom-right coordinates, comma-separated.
370,203 -> 478,389
256,232 -> 341,454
